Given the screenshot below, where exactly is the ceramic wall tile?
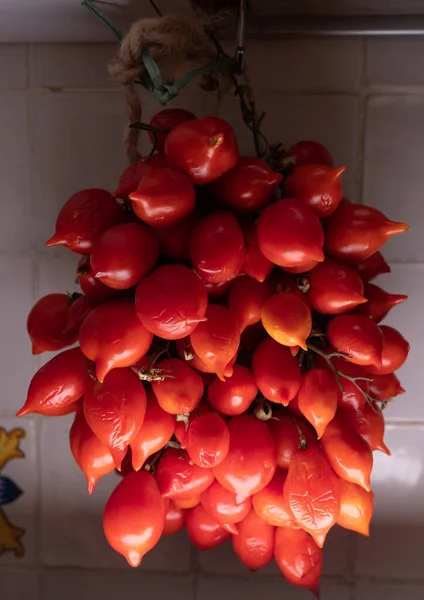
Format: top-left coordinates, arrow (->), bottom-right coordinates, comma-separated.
373,264 -> 424,421
43,569 -> 194,600
0,91 -> 32,252
39,415 -> 191,571
0,569 -> 40,600
363,95 -> 424,262
0,45 -> 27,89
367,38 -> 424,88
355,582 -> 424,600
0,417 -> 37,566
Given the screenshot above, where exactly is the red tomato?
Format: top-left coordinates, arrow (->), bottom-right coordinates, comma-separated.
252,469 -> 297,528
355,251 -> 391,282
77,257 -> 122,304
284,446 -> 341,547
241,218 -> 273,283
190,211 -> 245,284
190,305 -> 240,381
63,294 -> 93,340
69,410 -> 115,494
46,189 -> 126,254
209,157 -> 282,213
298,368 -> 339,439
185,504 -> 230,550
156,448 -> 214,500
369,373 -> 405,401
316,354 -> 370,411
283,164 -> 345,217
200,277 -> 234,297
274,527 -> 322,596
251,337 -> 301,406
232,509 -> 275,571
261,292 -> 312,350
16,347 -> 90,417
149,108 -> 196,152
324,203 -> 408,263
228,276 -> 273,332
84,368 -> 146,469
45,398 -> 83,417
327,314 -> 384,368
129,167 -> 195,228
213,414 -> 276,503
155,211 -> 199,260
282,259 -> 319,274
307,257 -> 367,314
135,264 -> 207,340
207,365 -> 258,416
175,337 -> 216,374
336,479 -> 374,536
201,480 -> 252,533
27,293 -> 77,354
162,500 -> 187,535
79,300 -> 152,382
113,154 -> 166,199
365,325 -> 410,375
268,411 -> 317,469
342,404 -> 390,455
172,496 -> 201,510
103,470 -> 165,566
151,358 -> 203,414
90,222 -> 158,290
130,390 -> 175,470
186,412 -> 230,468
285,140 -> 333,167
356,282 -> 407,323
257,199 -> 324,268
164,116 -> 238,184
321,416 -> 373,491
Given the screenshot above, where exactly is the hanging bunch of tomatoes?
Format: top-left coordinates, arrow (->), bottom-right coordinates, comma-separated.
18,108 -> 409,596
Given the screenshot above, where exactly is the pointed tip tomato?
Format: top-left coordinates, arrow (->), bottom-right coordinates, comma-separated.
228,275 -> 274,333
327,314 -> 384,368
355,251 -> 391,282
336,479 -> 374,536
297,368 -> 339,439
356,282 -> 407,323
151,358 -> 204,415
186,412 -> 230,468
207,365 -> 258,416
185,504 -> 230,550
232,509 -> 275,571
149,108 -> 196,153
252,469 -> 297,528
156,448 -> 214,500
240,218 -> 274,283
261,291 -> 312,350
201,479 -> 252,528
364,325 -> 410,375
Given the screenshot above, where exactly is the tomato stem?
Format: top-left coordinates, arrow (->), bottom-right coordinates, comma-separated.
254,398 -> 273,421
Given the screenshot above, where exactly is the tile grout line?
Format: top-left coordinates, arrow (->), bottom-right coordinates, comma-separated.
354,36 -> 368,205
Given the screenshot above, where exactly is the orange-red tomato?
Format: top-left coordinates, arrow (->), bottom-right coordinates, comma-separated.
261,292 -> 312,350
149,108 -> 196,153
156,448 -> 214,500
46,188 -> 126,254
356,282 -> 407,323
284,446 -> 341,547
327,314 -> 384,368
252,469 -> 297,528
164,116 -> 239,184
135,264 -> 208,340
251,337 -> 301,406
162,500 -> 187,535
241,218 -> 274,283
172,496 -> 201,510
228,276 -> 274,333
209,157 -> 282,213
324,202 -> 408,263
130,390 -> 175,470
213,414 -> 276,503
207,365 -> 258,416
77,257 -> 122,305
201,479 -> 252,534
232,509 -> 275,571
129,167 -> 196,228
257,198 -> 324,268
355,251 -> 391,282
321,416 -> 373,491
268,412 -> 317,469
297,368 -> 339,438
27,293 -> 78,354
113,153 -> 166,199
69,409 -> 115,494
365,325 -> 410,375
341,404 -> 390,455
285,140 -> 333,167
336,479 -> 374,536
190,305 -> 240,381
186,412 -> 230,468
274,526 -> 322,596
307,257 -> 367,314
190,211 -> 245,284
282,164 -> 345,217
151,358 -> 204,414
369,373 -> 405,401
185,504 -> 230,550
79,300 -> 153,382
84,368 -> 146,469
103,470 -> 165,567
44,398 -> 83,417
16,347 -> 90,417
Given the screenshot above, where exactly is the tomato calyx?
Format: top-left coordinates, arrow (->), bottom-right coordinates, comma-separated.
253,397 -> 273,421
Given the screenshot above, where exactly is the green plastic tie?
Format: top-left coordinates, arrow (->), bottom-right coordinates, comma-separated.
81,0 -> 123,41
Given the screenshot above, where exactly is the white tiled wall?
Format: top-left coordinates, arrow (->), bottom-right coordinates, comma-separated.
0,39 -> 423,600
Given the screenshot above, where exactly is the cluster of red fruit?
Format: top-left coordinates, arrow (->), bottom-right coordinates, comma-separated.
18,109 -> 409,596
